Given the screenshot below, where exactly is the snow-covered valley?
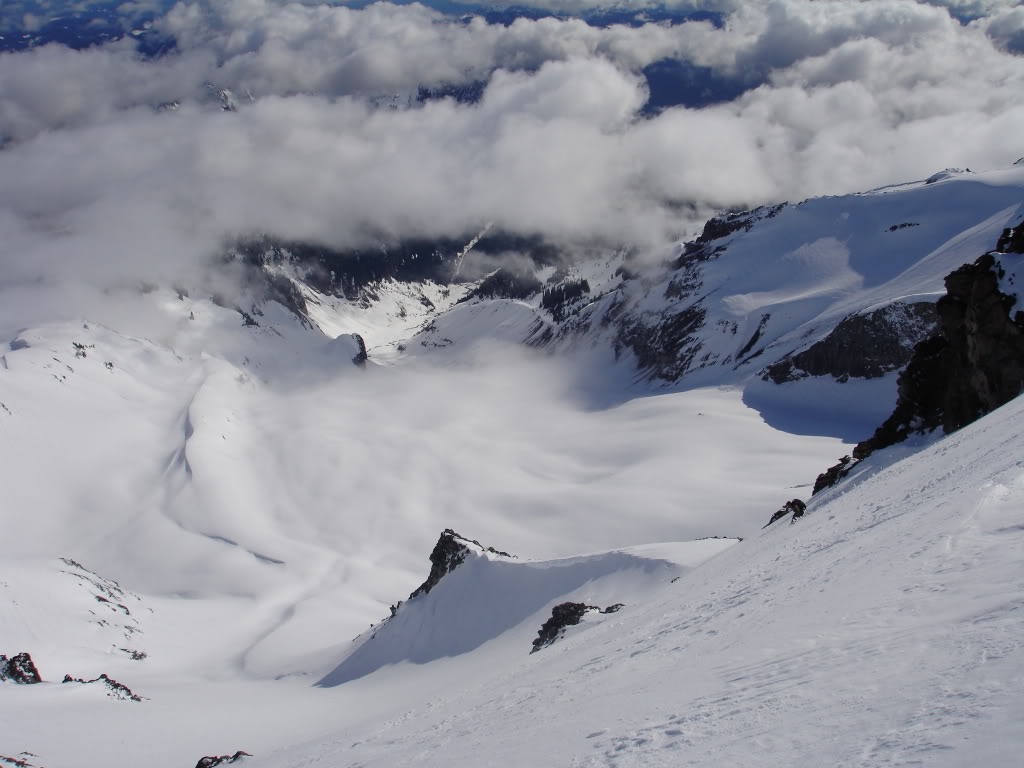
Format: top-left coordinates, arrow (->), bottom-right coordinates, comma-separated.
2,162 -> 1023,766
3,0 -> 1024,762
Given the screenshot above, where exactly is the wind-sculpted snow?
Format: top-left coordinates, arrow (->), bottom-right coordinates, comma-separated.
0,267 -> 855,763
1,165 -> 1022,764
319,543 -> 732,686
393,167 -> 1024,420
265,389 -> 1024,768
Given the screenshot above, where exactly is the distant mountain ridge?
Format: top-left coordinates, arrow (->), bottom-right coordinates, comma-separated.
252,164 -> 1024,419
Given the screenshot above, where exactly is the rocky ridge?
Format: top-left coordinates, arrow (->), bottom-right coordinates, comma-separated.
763,302 -> 938,383
408,529 -> 514,601
0,653 -> 41,684
530,602 -> 625,653
194,751 -> 251,768
223,169 -> 1024,400
814,222 -> 1024,493
61,673 -> 145,702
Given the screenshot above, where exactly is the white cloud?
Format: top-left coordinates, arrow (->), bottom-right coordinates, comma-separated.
0,0 -> 1022,304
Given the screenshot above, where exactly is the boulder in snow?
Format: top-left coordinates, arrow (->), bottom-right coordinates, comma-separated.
530,602 -> 624,653
61,673 -> 145,701
0,653 -> 41,684
762,499 -> 807,528
194,751 -> 251,767
409,528 -> 514,600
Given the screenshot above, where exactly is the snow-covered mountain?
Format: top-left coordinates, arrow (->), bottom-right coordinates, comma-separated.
1,164 -> 1023,767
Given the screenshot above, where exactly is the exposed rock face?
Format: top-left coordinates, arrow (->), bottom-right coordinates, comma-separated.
762,499 -> 807,528
541,278 -> 591,322
764,302 -> 938,383
408,529 -> 514,600
0,653 -> 41,684
351,333 -> 368,366
0,753 -> 42,767
812,456 -> 854,495
232,235 -> 458,298
815,235 -> 1024,495
869,254 -> 1024,441
234,228 -> 557,302
615,305 -> 707,381
61,673 -> 144,701
685,204 -> 786,254
997,223 -> 1024,255
735,312 -> 771,363
530,602 -> 624,653
608,205 -> 788,382
194,751 -> 251,767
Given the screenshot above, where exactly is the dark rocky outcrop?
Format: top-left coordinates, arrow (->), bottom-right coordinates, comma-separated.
61,673 -> 145,702
996,223 -> 1024,256
671,204 -> 785,268
736,313 -> 771,363
195,751 -> 251,767
764,302 -> 938,383
230,236 -> 458,299
762,499 -> 807,528
610,207 -> 794,382
351,333 -> 368,366
814,237 -> 1024,495
615,305 -> 707,381
530,602 -> 624,653
812,455 -> 855,495
231,229 -> 559,308
696,204 -> 785,247
0,653 -> 42,684
931,252 -> 1024,430
408,529 -> 514,601
0,753 -> 41,767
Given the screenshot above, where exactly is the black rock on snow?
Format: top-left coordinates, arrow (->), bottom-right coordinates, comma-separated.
530,602 -> 624,653
194,751 -> 251,767
61,673 -> 145,702
681,204 -> 786,259
408,529 -> 514,600
762,499 -> 807,528
0,753 -> 42,767
541,278 -> 591,322
812,455 -> 855,495
615,305 -> 707,382
0,653 -> 42,684
351,333 -> 368,366
763,302 -> 938,383
815,230 -> 1024,494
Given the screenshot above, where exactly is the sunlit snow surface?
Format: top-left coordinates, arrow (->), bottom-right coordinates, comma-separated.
0,293 -> 842,765
266,394 -> 1024,768
0,168 -> 1022,765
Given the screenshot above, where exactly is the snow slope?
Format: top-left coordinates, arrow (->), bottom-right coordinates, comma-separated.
319,539 -> 737,687
399,166 -> 1024,396
260,391 -> 1024,768
0,290 -> 844,765
1,167 -> 1022,766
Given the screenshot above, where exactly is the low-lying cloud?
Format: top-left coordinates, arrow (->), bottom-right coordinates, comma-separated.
0,0 -> 1022,302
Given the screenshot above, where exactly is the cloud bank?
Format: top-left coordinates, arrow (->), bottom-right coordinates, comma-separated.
0,0 -> 1022,298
